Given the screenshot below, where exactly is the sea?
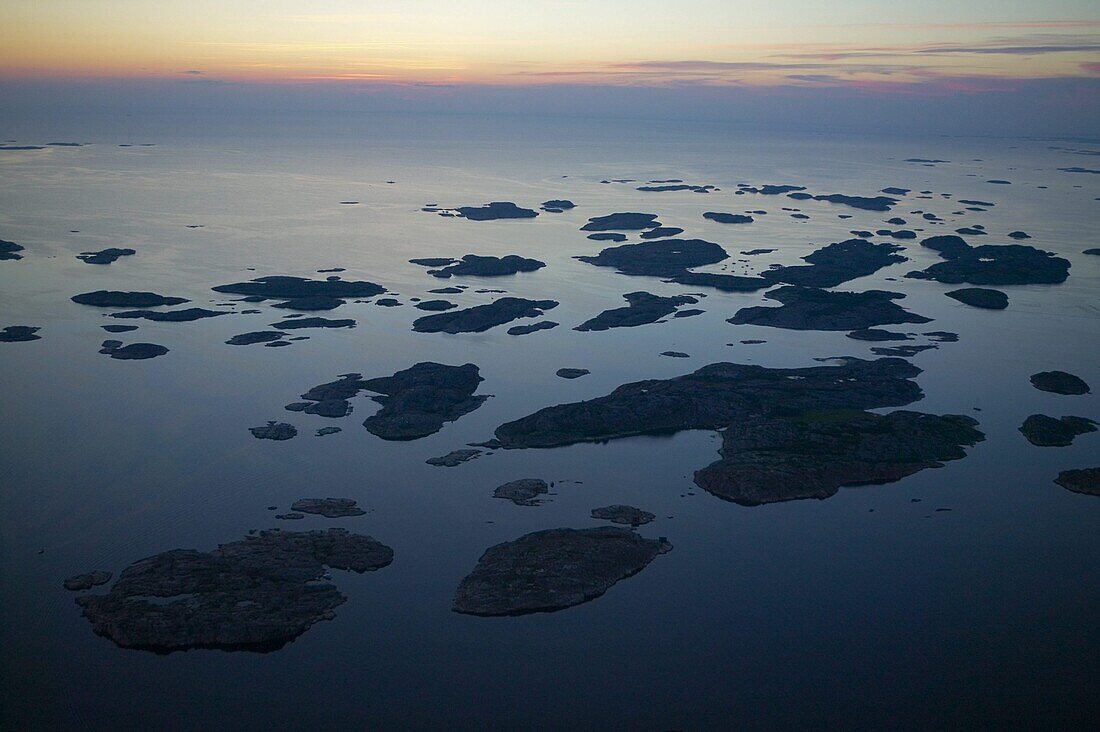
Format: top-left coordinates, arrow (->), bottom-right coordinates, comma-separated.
1,110 -> 1097,729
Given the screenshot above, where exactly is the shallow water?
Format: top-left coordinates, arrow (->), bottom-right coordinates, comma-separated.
1,112 -> 1098,729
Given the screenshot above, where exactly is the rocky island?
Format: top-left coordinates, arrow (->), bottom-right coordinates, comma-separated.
452,528 -> 671,616
75,529 -> 393,652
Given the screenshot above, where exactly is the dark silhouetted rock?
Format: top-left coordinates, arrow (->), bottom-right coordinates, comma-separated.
870,344 -> 938,357
695,410 -> 984,505
452,527 -> 671,616
426,449 -> 481,467
945,288 -> 1008,309
274,317 -> 355,330
492,357 -> 922,449
413,297 -> 558,334
1007,231 -> 1031,239
640,227 -> 684,239
0,325 -> 40,342
72,291 -> 188,308
428,254 -> 545,278
64,571 -> 112,591
881,187 -> 910,195
703,212 -> 753,224
729,286 -> 931,331
673,308 -> 704,318
1082,248 -> 1100,256
428,286 -> 464,294
101,325 -> 138,333
556,368 -> 590,379
361,362 -> 488,440
907,236 -> 1070,285
271,296 -> 346,311
923,331 -> 958,343
75,528 -> 392,652
410,258 -> 456,267
581,213 -> 660,231
109,308 -> 226,322
591,505 -> 655,526
541,199 -> 575,211
668,272 -> 771,292
415,299 -> 457,311
1030,371 -> 1090,395
586,233 -> 627,242
1057,167 -> 1100,174
846,329 -> 912,342
290,498 -> 366,518
291,373 -> 368,418
375,298 -> 402,307
1019,415 -> 1097,447
1,238 -> 26,260
876,229 -> 917,240
99,341 -> 168,360
316,427 -> 341,437
306,399 -> 353,418
741,248 -> 775,255
809,194 -> 897,211
455,202 -> 538,221
1054,467 -> 1100,496
227,331 -> 287,345
77,248 -> 135,265
760,239 -> 906,288
493,479 -> 549,506
739,184 -> 806,195
576,292 -> 698,331
250,422 -> 297,440
638,184 -> 716,193
212,276 -> 385,300
577,238 -> 726,277
507,320 -> 558,335
917,235 -> 971,258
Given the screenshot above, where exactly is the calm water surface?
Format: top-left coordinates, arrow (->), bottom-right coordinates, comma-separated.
1,112 -> 1097,729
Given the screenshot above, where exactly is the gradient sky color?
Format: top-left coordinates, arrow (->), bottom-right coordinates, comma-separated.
2,0 -> 1098,89
2,1 -> 1098,136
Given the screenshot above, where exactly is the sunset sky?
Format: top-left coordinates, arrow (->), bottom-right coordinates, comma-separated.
3,0 -> 1098,87
2,1 -> 1098,134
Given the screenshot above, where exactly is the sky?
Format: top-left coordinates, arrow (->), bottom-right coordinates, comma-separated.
1,1 -> 1098,135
